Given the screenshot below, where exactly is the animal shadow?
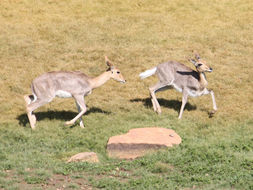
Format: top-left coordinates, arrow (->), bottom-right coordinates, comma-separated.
130,98 -> 197,112
17,107 -> 111,127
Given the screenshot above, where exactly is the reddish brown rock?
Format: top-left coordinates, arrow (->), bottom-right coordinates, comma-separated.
107,128 -> 181,159
67,152 -> 99,163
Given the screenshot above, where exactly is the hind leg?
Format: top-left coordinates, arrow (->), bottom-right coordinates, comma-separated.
24,95 -> 36,129
25,97 -> 51,130
24,94 -> 33,105
149,82 -> 168,114
27,112 -> 37,130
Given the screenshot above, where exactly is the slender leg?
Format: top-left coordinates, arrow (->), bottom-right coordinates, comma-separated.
149,82 -> 168,114
24,94 -> 32,105
178,90 -> 188,119
76,101 -> 84,128
26,110 -> 36,130
65,95 -> 86,127
149,89 -> 161,114
24,95 -> 35,129
201,88 -> 217,116
209,90 -> 217,114
151,98 -> 157,112
25,98 -> 50,129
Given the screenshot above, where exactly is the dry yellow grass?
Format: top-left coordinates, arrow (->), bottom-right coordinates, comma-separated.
0,0 -> 253,123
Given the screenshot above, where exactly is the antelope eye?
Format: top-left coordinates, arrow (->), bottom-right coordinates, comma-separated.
197,64 -> 203,67
117,71 -> 120,74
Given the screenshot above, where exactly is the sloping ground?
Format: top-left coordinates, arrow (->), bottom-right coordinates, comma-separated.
0,0 -> 252,189
0,0 -> 252,123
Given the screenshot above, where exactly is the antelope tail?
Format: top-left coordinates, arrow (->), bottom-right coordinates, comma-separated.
139,67 -> 157,79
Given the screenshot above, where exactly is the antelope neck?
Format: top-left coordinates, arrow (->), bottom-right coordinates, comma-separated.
199,72 -> 208,89
89,71 -> 111,89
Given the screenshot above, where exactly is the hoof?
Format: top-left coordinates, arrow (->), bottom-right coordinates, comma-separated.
65,121 -> 74,126
156,109 -> 162,115
208,110 -> 217,118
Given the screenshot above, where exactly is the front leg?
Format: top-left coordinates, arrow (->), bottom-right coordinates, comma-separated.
76,101 -> 84,128
65,95 -> 87,127
178,90 -> 188,119
209,89 -> 217,115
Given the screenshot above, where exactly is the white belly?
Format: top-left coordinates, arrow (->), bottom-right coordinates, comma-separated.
187,90 -> 200,97
55,90 -> 72,98
171,82 -> 209,97
188,88 -> 209,97
172,83 -> 183,93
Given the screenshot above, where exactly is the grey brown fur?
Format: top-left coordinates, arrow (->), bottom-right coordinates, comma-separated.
140,53 -> 217,119
24,56 -> 126,129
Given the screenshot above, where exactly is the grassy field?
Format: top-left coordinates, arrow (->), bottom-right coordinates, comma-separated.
0,0 -> 253,189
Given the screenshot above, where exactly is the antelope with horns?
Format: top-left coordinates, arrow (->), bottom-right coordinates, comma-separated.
139,53 -> 217,119
24,56 -> 126,129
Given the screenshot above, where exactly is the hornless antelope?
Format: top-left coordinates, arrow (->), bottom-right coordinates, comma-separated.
139,53 -> 217,119
24,56 -> 126,129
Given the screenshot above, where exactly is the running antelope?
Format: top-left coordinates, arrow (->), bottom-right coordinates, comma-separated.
139,53 -> 217,119
24,56 -> 126,129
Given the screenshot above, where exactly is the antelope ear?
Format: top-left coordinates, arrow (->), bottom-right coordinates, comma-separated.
105,56 -> 114,69
195,53 -> 201,60
188,58 -> 198,67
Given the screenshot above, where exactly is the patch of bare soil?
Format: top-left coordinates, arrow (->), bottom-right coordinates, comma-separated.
2,170 -> 93,190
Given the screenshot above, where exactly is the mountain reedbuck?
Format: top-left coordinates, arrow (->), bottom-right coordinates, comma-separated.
24,56 -> 126,129
139,53 -> 217,119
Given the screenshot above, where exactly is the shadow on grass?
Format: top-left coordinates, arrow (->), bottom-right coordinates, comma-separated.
130,98 -> 197,112
17,107 -> 111,127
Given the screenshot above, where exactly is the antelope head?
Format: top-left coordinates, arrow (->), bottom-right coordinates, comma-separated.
189,53 -> 213,73
105,56 -> 126,83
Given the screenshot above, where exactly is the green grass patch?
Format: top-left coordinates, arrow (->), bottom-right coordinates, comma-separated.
0,118 -> 252,189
